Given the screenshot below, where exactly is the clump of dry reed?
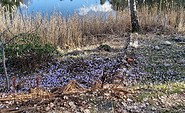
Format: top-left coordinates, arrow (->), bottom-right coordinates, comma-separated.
139,5 -> 185,33
0,6 -> 185,49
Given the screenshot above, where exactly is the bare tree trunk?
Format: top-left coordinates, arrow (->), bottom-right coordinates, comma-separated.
2,44 -> 10,91
129,0 -> 140,32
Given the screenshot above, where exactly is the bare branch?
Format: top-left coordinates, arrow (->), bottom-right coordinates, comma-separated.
0,30 -> 7,47
5,19 -> 42,45
0,7 -> 42,91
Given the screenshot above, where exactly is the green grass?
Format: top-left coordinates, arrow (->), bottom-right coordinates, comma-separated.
134,81 -> 185,102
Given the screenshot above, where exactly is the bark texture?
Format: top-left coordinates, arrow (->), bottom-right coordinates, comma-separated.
129,0 -> 140,32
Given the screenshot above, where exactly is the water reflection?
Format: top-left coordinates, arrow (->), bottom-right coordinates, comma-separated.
100,0 -> 106,5
0,0 -> 23,13
79,2 -> 113,15
0,0 -> 185,16
109,0 -> 185,11
109,0 -> 128,10
27,0 -> 105,16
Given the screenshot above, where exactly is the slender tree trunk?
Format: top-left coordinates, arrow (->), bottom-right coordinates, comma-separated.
129,0 -> 140,32
1,44 -> 10,91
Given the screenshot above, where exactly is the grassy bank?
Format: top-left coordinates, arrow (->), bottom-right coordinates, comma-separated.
0,6 -> 185,49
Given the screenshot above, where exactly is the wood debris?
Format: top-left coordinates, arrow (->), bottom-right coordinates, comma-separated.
62,80 -> 88,94
0,88 -> 51,102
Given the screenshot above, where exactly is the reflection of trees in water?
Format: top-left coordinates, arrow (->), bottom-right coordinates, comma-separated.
1,0 -> 185,13
0,0 -> 24,21
109,0 -> 128,10
0,0 -> 23,13
100,0 -> 106,5
22,0 -> 32,6
103,0 -> 185,11
141,0 -> 185,10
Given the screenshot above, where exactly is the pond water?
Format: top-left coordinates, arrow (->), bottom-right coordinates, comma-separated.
26,0 -> 115,16
0,0 -> 185,16
1,0 -> 115,16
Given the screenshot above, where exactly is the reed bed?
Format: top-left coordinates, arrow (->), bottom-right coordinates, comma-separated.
0,6 -> 185,49
138,5 -> 185,32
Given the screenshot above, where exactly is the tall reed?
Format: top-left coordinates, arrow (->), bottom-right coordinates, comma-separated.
0,5 -> 185,49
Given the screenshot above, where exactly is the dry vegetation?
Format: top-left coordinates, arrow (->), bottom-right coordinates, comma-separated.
0,6 -> 185,49
0,5 -> 185,113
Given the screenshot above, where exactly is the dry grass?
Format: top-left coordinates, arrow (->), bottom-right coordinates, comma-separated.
0,6 -> 185,49
139,6 -> 185,32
